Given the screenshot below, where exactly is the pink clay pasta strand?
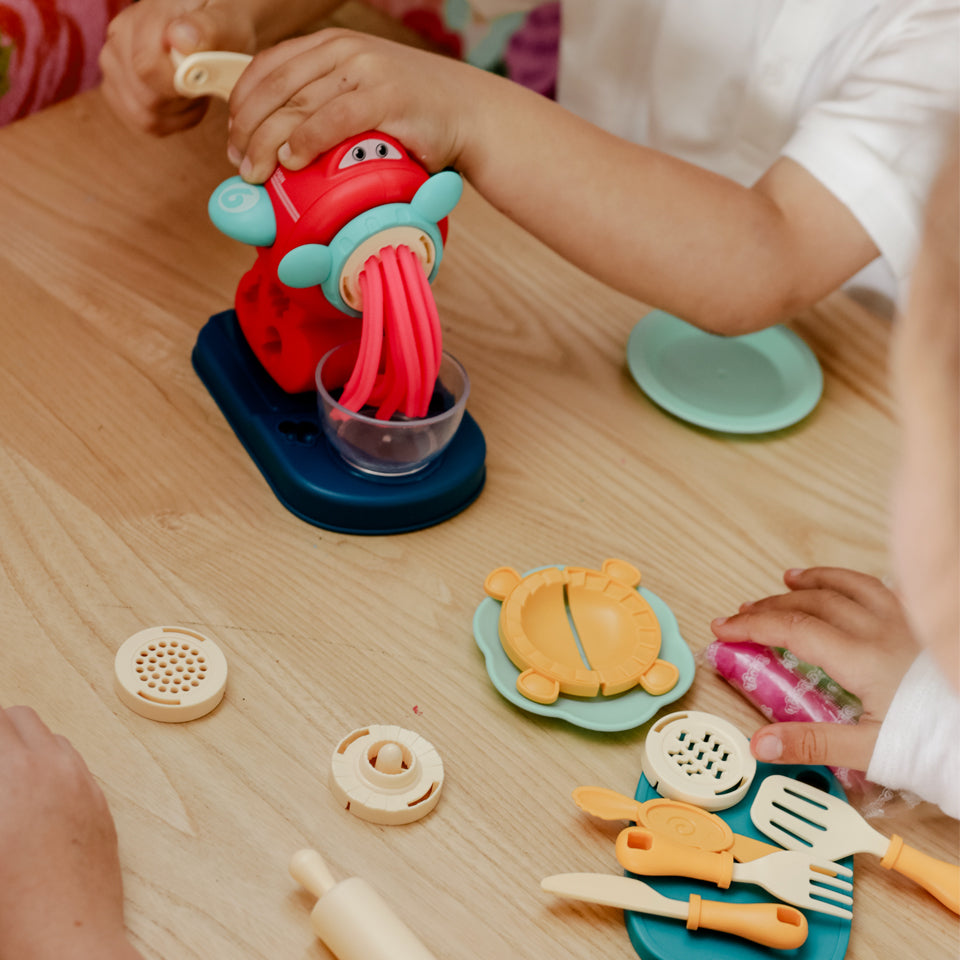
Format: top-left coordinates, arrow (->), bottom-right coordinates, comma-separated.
398,245 -> 441,416
340,255 -> 385,411
379,246 -> 422,418
375,251 -> 410,420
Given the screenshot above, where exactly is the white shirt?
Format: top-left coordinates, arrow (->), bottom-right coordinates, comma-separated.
477,0 -> 960,299
868,652 -> 960,819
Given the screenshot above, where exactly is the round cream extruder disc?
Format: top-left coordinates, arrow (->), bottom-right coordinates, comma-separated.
114,626 -> 228,722
330,725 -> 444,825
641,710 -> 756,811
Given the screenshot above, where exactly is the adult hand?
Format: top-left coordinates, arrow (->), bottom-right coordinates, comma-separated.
710,567 -> 918,771
99,0 -> 257,135
0,706 -> 141,960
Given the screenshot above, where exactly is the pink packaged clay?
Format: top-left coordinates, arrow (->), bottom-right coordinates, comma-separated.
705,639 -> 864,789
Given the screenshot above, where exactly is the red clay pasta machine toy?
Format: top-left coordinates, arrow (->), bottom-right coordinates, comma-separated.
181,54 -> 486,533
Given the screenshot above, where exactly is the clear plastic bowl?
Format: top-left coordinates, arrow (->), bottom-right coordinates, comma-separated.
316,341 -> 470,477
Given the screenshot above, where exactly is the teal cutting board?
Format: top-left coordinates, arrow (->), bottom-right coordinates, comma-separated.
625,763 -> 852,959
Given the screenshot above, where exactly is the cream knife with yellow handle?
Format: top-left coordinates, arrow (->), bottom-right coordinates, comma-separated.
541,873 -> 808,950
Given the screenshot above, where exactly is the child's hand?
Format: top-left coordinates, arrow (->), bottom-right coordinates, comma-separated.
710,567 -> 919,772
99,0 -> 257,136
0,706 -> 141,960
227,29 -> 495,183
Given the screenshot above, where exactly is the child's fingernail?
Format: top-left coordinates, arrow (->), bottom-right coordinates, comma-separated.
278,142 -> 292,165
754,733 -> 783,761
169,19 -> 201,52
738,600 -> 754,611
239,156 -> 253,180
227,144 -> 242,167
786,568 -> 804,577
711,616 -> 727,627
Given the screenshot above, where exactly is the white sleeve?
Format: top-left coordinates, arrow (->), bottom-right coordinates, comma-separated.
867,651 -> 960,819
781,1 -> 959,284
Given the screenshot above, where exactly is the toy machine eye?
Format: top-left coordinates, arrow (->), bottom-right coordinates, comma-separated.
339,138 -> 404,168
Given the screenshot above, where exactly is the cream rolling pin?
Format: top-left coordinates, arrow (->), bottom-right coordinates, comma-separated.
289,848 -> 438,960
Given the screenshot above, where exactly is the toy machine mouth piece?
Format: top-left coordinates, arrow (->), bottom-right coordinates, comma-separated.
482,559 -> 681,705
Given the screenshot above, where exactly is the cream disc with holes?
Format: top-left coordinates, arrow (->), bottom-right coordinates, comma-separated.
330,725 -> 444,825
641,710 -> 756,810
114,626 -> 227,722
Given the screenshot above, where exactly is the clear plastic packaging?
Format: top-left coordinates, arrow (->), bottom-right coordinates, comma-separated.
705,639 -> 863,792
704,640 -> 921,816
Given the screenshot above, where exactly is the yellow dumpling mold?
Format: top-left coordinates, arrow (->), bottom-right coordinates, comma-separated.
483,559 -> 680,705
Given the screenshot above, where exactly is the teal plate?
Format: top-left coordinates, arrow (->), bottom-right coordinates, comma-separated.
472,568 -> 695,732
625,764 -> 852,960
626,311 -> 823,434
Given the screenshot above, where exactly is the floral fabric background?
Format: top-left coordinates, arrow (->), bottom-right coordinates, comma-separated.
0,0 -> 130,125
0,0 -> 558,127
367,0 -> 559,97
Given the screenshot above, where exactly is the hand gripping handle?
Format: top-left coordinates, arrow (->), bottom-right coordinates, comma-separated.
615,827 -> 734,888
882,835 -> 960,914
687,894 -> 808,950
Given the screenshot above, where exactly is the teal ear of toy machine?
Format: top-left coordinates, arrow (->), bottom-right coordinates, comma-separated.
193,132 -> 486,534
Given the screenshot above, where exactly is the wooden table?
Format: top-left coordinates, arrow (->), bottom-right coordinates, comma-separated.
0,82 -> 956,960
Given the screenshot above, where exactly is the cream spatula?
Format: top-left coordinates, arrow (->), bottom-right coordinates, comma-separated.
750,774 -> 959,914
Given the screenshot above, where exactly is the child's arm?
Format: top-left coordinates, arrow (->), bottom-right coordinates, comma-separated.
226,30 -> 879,334
709,567 -> 918,773
0,706 -> 144,960
98,0 -> 346,136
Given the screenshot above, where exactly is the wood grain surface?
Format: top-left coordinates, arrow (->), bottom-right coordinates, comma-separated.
0,54 -> 956,960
